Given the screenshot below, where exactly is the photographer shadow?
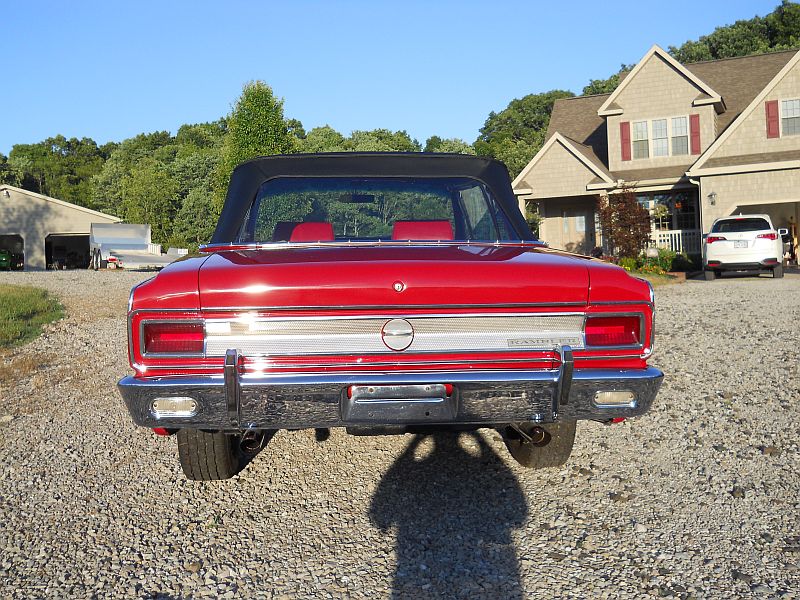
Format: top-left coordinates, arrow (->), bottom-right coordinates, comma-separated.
370,431 -> 528,599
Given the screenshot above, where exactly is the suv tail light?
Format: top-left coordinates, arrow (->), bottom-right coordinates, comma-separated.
143,322 -> 204,354
757,232 -> 778,240
706,235 -> 726,244
585,316 -> 641,347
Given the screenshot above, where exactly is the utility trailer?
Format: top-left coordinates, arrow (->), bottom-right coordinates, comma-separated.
89,223 -> 186,270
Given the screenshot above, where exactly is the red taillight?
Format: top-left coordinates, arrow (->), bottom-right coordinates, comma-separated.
757,232 -> 778,240
143,322 -> 204,354
706,235 -> 726,244
585,316 -> 641,347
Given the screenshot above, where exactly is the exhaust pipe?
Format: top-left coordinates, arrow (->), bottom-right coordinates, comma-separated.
239,429 -> 265,454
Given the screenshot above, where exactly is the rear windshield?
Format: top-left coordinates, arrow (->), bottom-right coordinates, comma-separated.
711,218 -> 771,233
237,176 -> 520,243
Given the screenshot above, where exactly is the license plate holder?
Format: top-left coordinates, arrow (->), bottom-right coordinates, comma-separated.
734,240 -> 748,248
341,384 -> 457,423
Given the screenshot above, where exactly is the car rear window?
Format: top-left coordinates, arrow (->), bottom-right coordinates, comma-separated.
237,176 -> 520,243
711,218 -> 771,233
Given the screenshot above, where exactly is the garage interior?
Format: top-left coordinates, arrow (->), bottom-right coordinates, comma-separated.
0,234 -> 24,270
45,234 -> 90,270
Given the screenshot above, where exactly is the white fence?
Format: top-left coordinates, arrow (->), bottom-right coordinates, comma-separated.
649,229 -> 701,255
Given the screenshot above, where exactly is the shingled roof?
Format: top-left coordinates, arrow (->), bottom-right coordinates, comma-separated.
544,49 -> 797,182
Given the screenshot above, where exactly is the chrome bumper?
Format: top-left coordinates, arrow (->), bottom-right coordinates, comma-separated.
118,356 -> 663,431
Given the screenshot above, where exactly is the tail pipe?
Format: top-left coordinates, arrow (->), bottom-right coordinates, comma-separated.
239,429 -> 266,454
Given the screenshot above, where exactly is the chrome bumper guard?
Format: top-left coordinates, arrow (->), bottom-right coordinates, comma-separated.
119,347 -> 663,430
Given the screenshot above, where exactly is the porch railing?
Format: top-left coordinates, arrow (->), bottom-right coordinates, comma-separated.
649,229 -> 701,255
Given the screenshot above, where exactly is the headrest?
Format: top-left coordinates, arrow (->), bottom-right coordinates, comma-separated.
273,221 -> 300,242
289,222 -> 335,242
392,220 -> 454,241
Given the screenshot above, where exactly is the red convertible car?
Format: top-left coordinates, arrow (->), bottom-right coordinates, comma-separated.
118,153 -> 662,480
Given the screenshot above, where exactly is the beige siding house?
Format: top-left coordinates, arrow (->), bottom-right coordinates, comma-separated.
0,184 -> 120,270
514,45 -> 800,259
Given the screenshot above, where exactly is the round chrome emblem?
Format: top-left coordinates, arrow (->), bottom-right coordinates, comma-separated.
393,281 -> 405,292
381,318 -> 414,351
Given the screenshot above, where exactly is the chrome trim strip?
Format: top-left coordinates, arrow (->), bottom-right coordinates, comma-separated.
199,240 -> 548,252
131,303 -> 588,315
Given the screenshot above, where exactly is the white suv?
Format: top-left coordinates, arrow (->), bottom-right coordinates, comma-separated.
703,214 -> 787,280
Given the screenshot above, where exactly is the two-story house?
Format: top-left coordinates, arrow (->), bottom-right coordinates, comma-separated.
513,45 -> 800,258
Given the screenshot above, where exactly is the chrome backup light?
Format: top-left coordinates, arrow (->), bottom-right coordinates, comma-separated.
593,391 -> 636,408
151,397 -> 198,418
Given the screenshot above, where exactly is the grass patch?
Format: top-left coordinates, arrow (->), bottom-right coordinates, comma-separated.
0,285 -> 64,349
635,273 -> 681,287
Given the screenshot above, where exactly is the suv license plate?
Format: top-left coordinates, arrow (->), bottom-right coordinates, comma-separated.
734,240 -> 748,248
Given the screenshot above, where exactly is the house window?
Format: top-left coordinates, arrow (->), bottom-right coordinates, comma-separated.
671,116 -> 689,155
632,121 -> 649,159
652,120 -> 668,157
781,99 -> 800,136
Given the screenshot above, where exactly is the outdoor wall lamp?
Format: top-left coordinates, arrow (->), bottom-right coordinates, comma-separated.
707,191 -> 717,206
2,190 -> 9,198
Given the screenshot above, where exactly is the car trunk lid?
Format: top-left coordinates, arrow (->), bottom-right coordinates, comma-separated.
197,245 -> 590,309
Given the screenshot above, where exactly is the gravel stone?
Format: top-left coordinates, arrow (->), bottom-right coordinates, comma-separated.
0,269 -> 798,598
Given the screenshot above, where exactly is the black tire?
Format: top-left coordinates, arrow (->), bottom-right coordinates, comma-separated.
177,429 -> 241,480
503,421 -> 577,469
773,264 -> 784,278
704,269 -> 716,281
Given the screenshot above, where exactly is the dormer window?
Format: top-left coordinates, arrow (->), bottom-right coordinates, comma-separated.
622,115 -> 697,160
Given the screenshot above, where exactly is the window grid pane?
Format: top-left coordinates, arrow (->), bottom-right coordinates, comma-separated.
672,137 -> 689,155
632,121 -> 648,141
781,99 -> 800,118
652,119 -> 667,139
783,116 -> 800,136
653,138 -> 668,157
671,116 -> 688,136
633,140 -> 649,159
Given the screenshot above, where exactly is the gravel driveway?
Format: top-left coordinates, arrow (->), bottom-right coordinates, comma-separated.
0,269 -> 798,599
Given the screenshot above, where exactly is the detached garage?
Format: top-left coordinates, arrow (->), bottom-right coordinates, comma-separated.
0,184 -> 120,271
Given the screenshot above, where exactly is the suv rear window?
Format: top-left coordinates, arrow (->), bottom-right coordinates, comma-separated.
711,218 -> 771,233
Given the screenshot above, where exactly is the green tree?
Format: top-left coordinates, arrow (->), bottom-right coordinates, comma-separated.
120,159 -> 180,244
474,90 -> 574,177
172,187 -> 220,248
766,0 -> 800,47
424,136 -> 476,154
300,125 -> 349,152
348,129 -> 421,152
582,64 -> 635,95
6,135 -> 110,207
217,81 -> 295,201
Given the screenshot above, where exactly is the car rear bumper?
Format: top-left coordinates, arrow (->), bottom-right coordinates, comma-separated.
705,258 -> 780,271
118,360 -> 664,430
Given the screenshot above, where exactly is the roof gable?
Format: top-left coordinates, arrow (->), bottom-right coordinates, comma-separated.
597,45 -> 723,116
688,49 -> 800,174
512,133 -> 614,190
0,184 -> 120,221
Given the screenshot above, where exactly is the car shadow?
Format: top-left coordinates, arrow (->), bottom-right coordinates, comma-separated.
369,431 -> 528,599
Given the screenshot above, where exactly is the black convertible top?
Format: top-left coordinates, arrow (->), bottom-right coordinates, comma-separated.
211,152 -> 534,243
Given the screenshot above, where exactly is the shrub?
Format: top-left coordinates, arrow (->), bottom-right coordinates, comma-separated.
618,257 -> 638,272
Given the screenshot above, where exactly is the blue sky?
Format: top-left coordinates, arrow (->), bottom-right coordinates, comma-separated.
0,0 -> 781,154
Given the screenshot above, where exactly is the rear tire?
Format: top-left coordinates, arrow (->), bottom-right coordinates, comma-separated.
177,429 -> 241,480
773,264 -> 784,278
503,421 -> 577,469
704,269 -> 717,281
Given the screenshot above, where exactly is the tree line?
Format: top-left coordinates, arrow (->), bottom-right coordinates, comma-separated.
0,1 -> 797,248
